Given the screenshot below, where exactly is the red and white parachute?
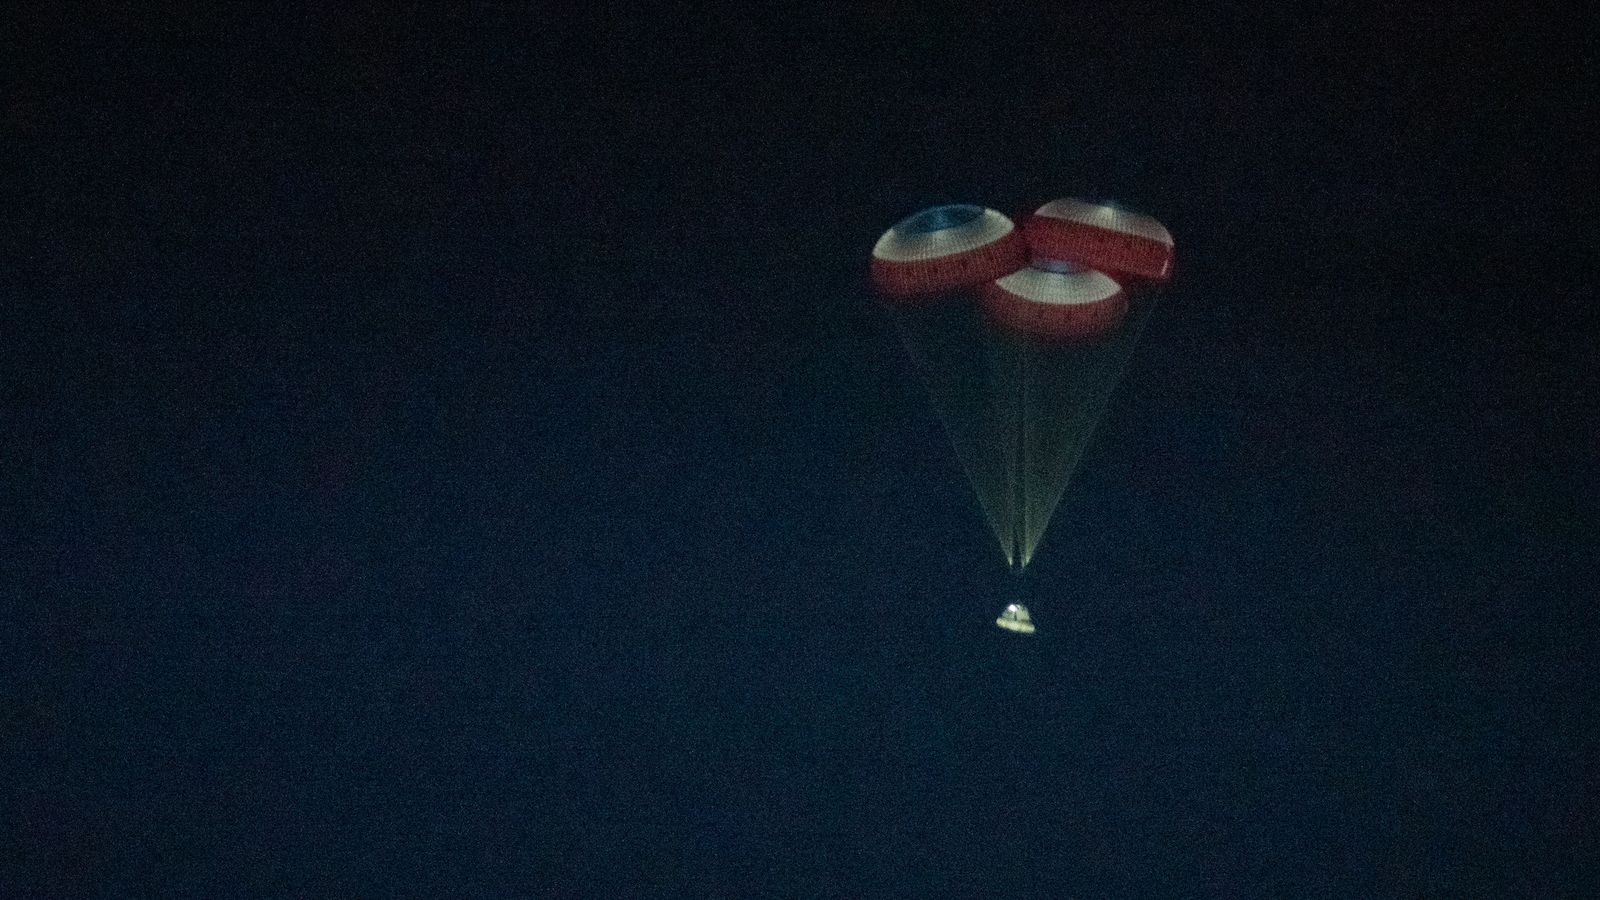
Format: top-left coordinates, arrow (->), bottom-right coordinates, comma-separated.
1023,198 -> 1174,286
870,197 -> 1173,632
869,204 -> 1027,300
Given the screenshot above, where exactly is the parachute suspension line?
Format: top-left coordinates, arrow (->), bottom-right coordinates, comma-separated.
1013,337 -> 1031,572
1023,290 -> 1167,567
892,320 -> 1013,565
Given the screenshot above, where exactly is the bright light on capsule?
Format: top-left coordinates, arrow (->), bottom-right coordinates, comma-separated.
996,603 -> 1036,635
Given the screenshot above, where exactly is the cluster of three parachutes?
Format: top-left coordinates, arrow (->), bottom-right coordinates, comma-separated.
870,199 -> 1174,632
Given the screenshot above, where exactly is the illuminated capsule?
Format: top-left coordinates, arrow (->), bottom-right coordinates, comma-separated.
978,261 -> 1127,340
1022,199 -> 1173,285
996,603 -> 1036,634
870,204 -> 1028,301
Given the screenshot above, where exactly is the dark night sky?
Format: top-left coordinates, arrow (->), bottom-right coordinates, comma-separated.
4,2 -> 1596,897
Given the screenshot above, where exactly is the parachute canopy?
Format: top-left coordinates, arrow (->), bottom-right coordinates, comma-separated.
870,205 -> 1027,299
1023,199 -> 1174,284
873,197 -> 1172,573
980,265 -> 1127,340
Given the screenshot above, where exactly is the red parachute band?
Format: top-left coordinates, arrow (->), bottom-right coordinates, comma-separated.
870,204 -> 1028,301
1022,198 -> 1174,285
869,194 -> 1173,620
979,265 -> 1128,340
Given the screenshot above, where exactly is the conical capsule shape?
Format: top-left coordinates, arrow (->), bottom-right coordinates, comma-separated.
996,603 -> 1036,634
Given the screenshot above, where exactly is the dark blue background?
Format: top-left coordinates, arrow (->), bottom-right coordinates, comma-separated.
4,3 -> 1595,896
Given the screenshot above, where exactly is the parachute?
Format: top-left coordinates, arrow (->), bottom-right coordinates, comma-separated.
870,198 -> 1173,627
